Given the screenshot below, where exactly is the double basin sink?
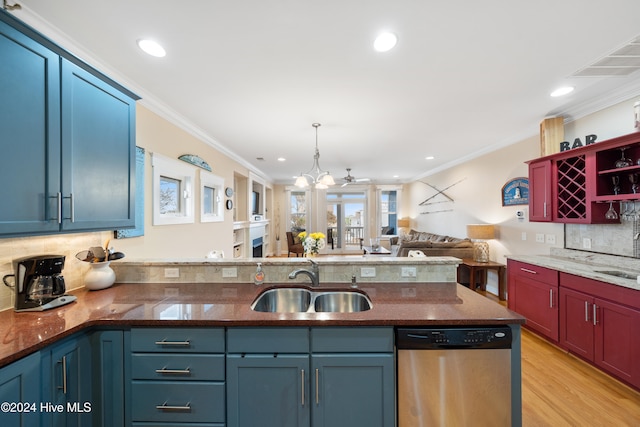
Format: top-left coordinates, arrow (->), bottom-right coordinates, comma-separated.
251,286 -> 372,313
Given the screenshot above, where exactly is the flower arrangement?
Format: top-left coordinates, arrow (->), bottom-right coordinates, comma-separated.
298,231 -> 326,256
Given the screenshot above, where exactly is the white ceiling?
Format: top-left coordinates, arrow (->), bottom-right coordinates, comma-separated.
12,0 -> 640,185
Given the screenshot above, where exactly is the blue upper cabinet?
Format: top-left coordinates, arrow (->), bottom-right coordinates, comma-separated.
0,18 -> 62,235
0,10 -> 139,237
61,59 -> 136,232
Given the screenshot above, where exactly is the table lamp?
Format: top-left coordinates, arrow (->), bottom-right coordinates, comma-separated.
397,218 -> 411,236
466,224 -> 495,262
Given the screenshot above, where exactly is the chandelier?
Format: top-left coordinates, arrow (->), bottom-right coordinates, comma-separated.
294,123 -> 335,189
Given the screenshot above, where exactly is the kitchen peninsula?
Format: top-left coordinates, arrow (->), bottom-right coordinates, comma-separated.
0,257 -> 525,426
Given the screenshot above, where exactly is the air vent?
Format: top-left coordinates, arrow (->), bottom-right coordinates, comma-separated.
571,35 -> 640,77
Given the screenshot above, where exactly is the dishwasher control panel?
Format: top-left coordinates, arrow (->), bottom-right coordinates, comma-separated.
396,326 -> 512,349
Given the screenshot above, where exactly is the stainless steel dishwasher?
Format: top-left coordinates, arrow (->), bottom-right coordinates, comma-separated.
397,326 -> 512,427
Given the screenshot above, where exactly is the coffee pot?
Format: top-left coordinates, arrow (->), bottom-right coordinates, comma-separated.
3,255 -> 77,312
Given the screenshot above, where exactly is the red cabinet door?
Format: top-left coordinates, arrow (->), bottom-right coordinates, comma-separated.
594,298 -> 640,388
529,160 -> 552,222
513,273 -> 559,341
559,287 -> 594,360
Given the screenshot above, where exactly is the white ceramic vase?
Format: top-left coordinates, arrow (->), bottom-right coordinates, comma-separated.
84,261 -> 116,291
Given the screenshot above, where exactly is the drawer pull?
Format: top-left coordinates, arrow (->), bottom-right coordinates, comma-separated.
156,402 -> 191,412
155,368 -> 191,375
520,268 -> 538,274
154,340 -> 191,346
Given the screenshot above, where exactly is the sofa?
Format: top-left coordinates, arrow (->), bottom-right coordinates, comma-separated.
393,229 -> 474,258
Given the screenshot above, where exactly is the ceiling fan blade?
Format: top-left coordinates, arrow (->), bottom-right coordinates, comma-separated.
355,178 -> 371,182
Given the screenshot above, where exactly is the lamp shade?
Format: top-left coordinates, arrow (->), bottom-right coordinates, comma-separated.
397,218 -> 410,228
466,224 -> 495,240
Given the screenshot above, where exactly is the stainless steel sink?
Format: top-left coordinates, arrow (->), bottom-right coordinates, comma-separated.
251,287 -> 372,313
314,291 -> 372,313
594,270 -> 637,280
251,287 -> 312,313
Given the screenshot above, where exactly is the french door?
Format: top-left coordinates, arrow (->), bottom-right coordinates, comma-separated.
326,192 -> 366,251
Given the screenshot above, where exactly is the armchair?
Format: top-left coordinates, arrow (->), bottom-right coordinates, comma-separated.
286,231 -> 305,257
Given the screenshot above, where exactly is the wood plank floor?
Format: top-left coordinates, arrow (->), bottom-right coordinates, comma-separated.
483,291 -> 640,426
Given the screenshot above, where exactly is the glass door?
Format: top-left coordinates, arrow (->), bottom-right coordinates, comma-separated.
327,192 -> 366,252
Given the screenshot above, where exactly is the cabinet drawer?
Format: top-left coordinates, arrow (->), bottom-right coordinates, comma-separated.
131,354 -> 224,381
227,327 -> 308,353
131,382 -> 225,423
311,327 -> 394,352
509,260 -> 558,285
131,328 -> 225,353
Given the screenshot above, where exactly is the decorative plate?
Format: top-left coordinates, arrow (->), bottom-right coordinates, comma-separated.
225,187 -> 234,197
178,154 -> 211,171
226,199 -> 233,210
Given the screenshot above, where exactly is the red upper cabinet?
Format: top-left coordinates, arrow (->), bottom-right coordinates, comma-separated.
527,131 -> 640,224
528,160 -> 552,222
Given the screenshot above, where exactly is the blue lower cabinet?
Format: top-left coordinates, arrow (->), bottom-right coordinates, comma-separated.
311,354 -> 395,427
90,330 -> 124,426
40,332 -> 92,427
0,352 -> 41,427
226,354 -> 310,427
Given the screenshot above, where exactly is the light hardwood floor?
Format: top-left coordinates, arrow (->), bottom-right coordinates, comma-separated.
483,292 -> 640,426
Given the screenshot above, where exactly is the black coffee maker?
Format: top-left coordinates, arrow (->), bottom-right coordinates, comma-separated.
3,255 -> 77,312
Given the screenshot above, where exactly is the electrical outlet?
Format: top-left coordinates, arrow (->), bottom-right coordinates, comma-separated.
222,267 -> 237,278
583,238 -> 592,249
545,234 -> 556,244
535,233 -> 545,243
521,232 -> 527,241
164,268 -> 180,278
401,267 -> 417,277
360,267 -> 376,278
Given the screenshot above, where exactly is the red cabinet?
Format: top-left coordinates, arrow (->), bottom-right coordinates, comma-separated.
559,272 -> 640,389
527,131 -> 640,224
507,260 -> 559,341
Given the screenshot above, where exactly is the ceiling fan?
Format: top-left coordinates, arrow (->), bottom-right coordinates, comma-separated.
341,168 -> 371,187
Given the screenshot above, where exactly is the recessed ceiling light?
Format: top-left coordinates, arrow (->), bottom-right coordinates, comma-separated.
277,157 -> 286,162
393,175 -> 400,178
550,86 -> 574,97
373,32 -> 397,52
425,156 -> 435,160
137,39 -> 166,57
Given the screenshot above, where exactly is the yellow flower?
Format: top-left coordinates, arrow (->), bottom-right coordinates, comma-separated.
298,231 -> 307,239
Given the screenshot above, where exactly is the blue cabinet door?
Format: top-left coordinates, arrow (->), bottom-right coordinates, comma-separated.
0,352 -> 41,427
41,333 -> 92,427
61,59 -> 136,231
311,354 -> 395,427
90,330 -> 124,426
227,354 -> 310,427
0,19 -> 61,235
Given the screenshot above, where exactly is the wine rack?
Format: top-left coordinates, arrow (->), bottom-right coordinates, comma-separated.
556,155 -> 587,220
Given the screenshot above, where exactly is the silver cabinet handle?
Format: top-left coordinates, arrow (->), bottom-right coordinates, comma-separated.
154,340 -> 191,346
57,356 -> 67,394
301,369 -> 305,406
69,193 -> 74,223
315,369 -> 319,405
156,402 -> 191,412
543,202 -> 547,217
593,304 -> 598,326
155,368 -> 191,375
56,192 -> 62,224
549,289 -> 554,308
520,268 -> 538,274
584,301 -> 590,322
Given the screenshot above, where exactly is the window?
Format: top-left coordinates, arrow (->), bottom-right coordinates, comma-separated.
380,190 -> 398,235
289,190 -> 306,232
152,152 -> 195,225
200,170 -> 224,222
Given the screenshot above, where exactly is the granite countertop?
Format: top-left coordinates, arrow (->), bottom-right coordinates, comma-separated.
507,253 -> 640,291
0,281 -> 524,368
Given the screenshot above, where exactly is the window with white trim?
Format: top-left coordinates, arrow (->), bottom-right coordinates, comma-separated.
200,170 -> 224,222
152,152 -> 195,225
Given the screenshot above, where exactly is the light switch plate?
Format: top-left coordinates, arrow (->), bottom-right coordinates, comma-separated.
222,267 -> 237,278
164,268 -> 179,278
360,267 -> 376,277
535,233 -> 545,243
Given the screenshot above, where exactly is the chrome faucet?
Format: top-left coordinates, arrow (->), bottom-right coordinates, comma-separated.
288,259 -> 320,287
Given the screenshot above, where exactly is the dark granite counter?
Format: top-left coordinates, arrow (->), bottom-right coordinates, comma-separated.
0,281 -> 524,367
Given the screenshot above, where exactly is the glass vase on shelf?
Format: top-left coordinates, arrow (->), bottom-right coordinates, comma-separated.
615,147 -> 632,168
629,173 -> 639,194
611,175 -> 621,195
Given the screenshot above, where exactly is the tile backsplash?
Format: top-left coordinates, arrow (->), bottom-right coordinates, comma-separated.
565,218 -> 638,258
0,231 -> 111,311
